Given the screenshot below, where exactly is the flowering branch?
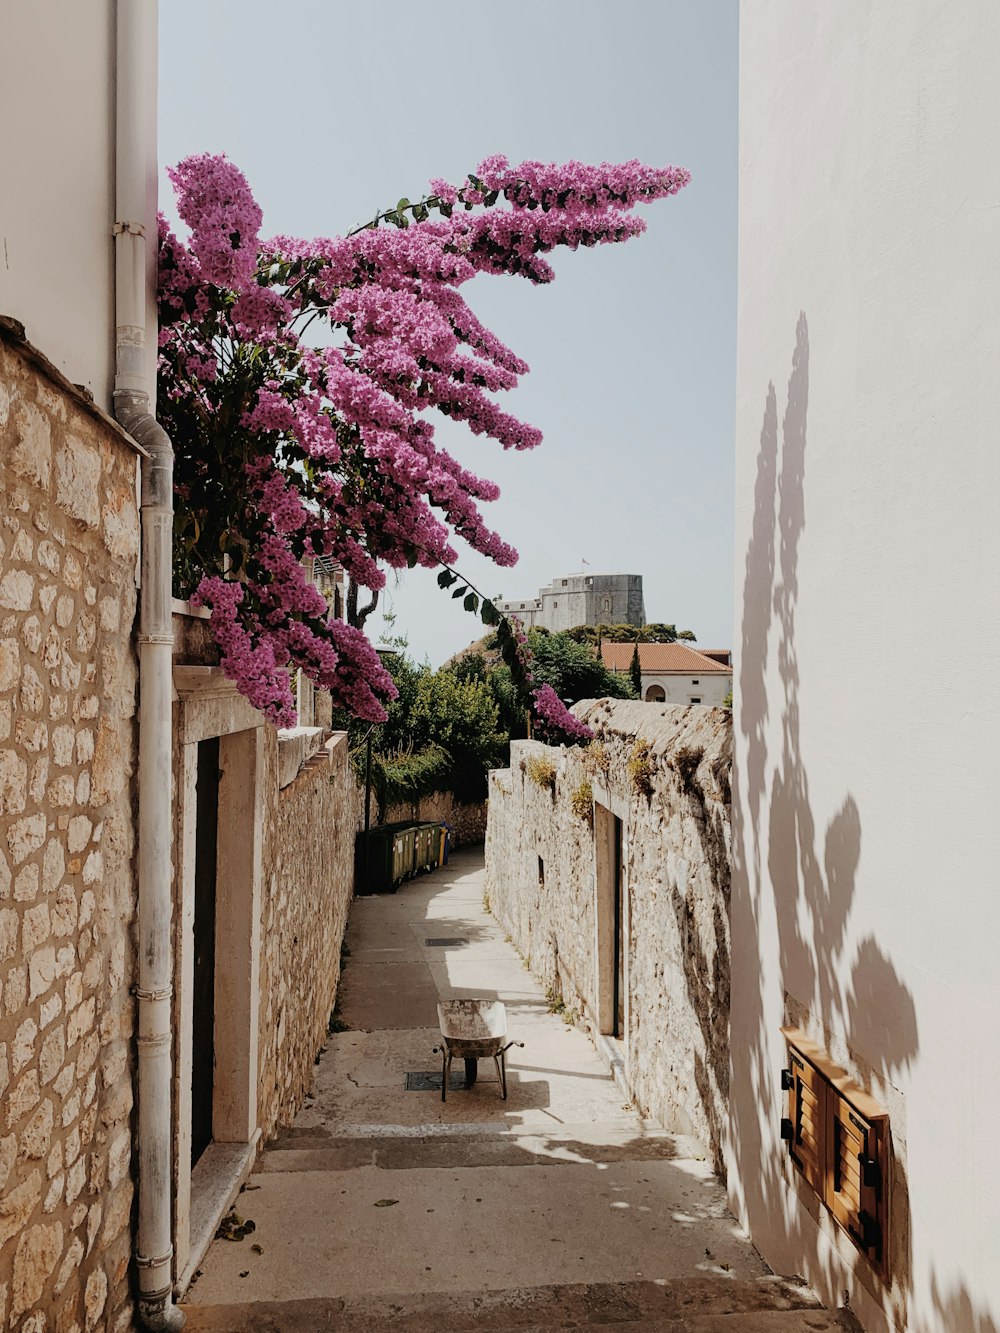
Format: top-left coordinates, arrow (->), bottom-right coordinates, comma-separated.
157,152 -> 690,727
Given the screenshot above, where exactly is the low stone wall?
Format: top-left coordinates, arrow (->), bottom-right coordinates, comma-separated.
1,333 -> 141,1332
381,790 -> 486,849
485,700 -> 733,1172
257,732 -> 356,1140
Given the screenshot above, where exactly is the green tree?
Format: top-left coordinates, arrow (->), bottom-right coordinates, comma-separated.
408,670 -> 506,801
629,641 -> 643,695
337,648 -> 508,815
527,630 -> 637,705
566,622 -> 697,647
452,653 -> 527,740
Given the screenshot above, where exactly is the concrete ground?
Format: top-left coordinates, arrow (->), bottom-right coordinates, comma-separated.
181,847 -> 854,1331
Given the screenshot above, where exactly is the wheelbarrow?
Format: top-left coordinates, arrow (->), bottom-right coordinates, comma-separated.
432,999 -> 523,1102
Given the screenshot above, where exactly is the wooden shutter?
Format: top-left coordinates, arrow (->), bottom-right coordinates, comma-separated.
781,1027 -> 890,1282
827,1094 -> 886,1274
787,1048 -> 826,1194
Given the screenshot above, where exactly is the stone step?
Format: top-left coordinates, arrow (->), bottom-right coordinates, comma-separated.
259,1127 -> 685,1173
181,1275 -> 860,1332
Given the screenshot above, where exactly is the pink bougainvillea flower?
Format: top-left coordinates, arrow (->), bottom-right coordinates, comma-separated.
158,152 -> 690,726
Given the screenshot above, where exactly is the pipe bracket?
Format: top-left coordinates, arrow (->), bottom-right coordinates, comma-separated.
135,1247 -> 174,1270
114,219 -> 147,236
133,984 -> 173,1002
137,634 -> 176,647
136,1032 -> 172,1051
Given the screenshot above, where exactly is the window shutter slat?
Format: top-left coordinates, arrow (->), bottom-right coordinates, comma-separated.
787,1052 -> 826,1195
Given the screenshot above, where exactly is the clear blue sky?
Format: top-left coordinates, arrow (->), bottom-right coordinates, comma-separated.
159,1 -> 737,664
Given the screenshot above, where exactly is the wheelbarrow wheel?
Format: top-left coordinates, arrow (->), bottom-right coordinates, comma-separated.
464,1057 -> 478,1088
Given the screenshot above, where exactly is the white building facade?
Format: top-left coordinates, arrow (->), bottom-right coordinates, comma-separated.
731,5 -> 1000,1331
600,642 -> 731,707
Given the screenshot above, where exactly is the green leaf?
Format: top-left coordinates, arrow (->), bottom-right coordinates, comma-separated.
437,570 -> 458,589
480,600 -> 499,626
451,585 -> 468,599
396,198 -> 410,212
463,592 -> 479,613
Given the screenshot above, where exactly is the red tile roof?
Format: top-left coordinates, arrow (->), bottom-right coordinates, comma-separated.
600,642 -> 732,674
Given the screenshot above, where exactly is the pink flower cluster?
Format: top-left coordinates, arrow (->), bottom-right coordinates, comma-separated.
531,684 -> 595,744
158,152 -> 689,726
166,153 -> 262,291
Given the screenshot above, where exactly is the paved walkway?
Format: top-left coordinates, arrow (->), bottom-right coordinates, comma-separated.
181,848 -> 852,1331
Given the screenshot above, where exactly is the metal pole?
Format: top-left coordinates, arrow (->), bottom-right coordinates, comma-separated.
364,729 -> 373,891
364,730 -> 373,832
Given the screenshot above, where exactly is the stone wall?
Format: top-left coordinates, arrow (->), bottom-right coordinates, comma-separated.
1,333 -> 141,1331
485,700 -> 732,1172
381,791 -> 486,849
257,732 -> 356,1140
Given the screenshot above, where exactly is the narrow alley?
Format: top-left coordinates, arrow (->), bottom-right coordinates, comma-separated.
180,849 -> 851,1331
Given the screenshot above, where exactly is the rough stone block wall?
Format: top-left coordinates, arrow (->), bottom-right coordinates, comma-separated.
380,792 -> 486,849
485,701 -> 733,1172
0,338 -> 140,1331
257,732 -> 356,1140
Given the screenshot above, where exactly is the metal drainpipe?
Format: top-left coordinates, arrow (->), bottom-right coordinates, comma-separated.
114,2 -> 184,1328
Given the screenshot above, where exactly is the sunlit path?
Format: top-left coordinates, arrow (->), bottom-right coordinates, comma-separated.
181,847 -> 853,1331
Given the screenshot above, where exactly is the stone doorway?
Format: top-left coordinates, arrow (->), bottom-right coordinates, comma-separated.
172,665 -> 266,1293
191,735 -> 220,1166
594,796 -> 629,1049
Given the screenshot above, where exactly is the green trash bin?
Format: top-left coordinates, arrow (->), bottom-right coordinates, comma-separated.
385,822 -> 417,881
393,824 -> 414,883
427,824 -> 440,870
355,827 -> 399,894
414,823 -> 432,873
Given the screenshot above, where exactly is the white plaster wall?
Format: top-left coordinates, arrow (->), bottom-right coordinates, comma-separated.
0,1 -> 158,409
732,5 -> 1000,1331
643,674 -> 730,707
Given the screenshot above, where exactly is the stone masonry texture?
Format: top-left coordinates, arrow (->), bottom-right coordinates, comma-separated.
485,700 -> 732,1172
1,339 -> 140,1331
257,732 -> 356,1141
380,792 -> 486,849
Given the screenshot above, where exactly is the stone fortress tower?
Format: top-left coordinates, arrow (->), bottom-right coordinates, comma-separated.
497,572 -> 645,633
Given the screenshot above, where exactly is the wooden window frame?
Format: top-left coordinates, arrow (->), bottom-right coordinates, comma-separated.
781,1027 -> 889,1281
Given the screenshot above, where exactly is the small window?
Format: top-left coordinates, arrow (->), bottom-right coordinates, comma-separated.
692,679 -> 700,685
562,579 -> 568,586
553,600 -> 558,609
781,1028 -> 888,1279
537,856 -> 545,889
690,697 -> 701,704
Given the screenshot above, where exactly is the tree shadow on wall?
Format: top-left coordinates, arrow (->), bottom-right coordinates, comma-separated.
669,793 -> 731,1178
730,313 -> 923,1328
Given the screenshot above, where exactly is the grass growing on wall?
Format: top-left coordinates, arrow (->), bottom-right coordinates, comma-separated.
524,754 -> 557,791
628,738 -> 655,797
583,740 -> 611,778
570,778 -> 594,824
